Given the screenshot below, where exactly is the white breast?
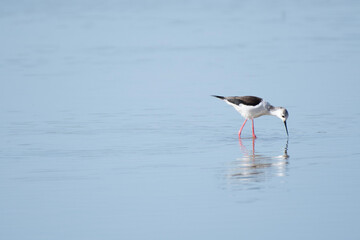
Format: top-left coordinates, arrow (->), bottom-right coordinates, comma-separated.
227,100 -> 271,119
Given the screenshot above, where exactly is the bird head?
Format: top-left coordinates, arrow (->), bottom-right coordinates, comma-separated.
272,107 -> 289,136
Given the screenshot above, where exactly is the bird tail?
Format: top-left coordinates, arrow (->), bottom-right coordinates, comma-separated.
211,95 -> 225,100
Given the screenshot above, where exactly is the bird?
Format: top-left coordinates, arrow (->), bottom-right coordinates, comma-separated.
212,95 -> 289,138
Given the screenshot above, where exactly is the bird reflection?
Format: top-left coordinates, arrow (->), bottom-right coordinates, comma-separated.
226,138 -> 289,189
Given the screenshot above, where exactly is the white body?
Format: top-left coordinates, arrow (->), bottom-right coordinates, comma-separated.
225,100 -> 271,119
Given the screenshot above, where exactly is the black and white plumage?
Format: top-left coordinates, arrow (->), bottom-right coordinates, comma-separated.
212,95 -> 289,138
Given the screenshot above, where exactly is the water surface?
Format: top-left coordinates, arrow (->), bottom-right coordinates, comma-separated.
1,1 -> 360,239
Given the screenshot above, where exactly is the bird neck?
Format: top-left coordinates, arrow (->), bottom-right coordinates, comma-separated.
269,106 -> 282,116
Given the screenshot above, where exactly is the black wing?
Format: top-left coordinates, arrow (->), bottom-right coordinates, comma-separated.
225,96 -> 262,106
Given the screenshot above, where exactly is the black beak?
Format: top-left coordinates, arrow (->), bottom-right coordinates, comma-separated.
284,120 -> 288,136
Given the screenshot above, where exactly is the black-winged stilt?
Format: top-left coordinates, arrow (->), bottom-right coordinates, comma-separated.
212,95 -> 289,138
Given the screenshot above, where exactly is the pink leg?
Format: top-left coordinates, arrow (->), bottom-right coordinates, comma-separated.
251,118 -> 257,138
252,136 -> 255,153
238,119 -> 247,138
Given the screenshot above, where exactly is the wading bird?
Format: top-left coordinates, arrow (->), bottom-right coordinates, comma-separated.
212,95 -> 289,138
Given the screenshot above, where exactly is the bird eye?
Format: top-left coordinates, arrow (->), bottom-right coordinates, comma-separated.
282,115 -> 285,118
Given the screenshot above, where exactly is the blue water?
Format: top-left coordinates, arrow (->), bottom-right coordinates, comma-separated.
1,1 -> 360,239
